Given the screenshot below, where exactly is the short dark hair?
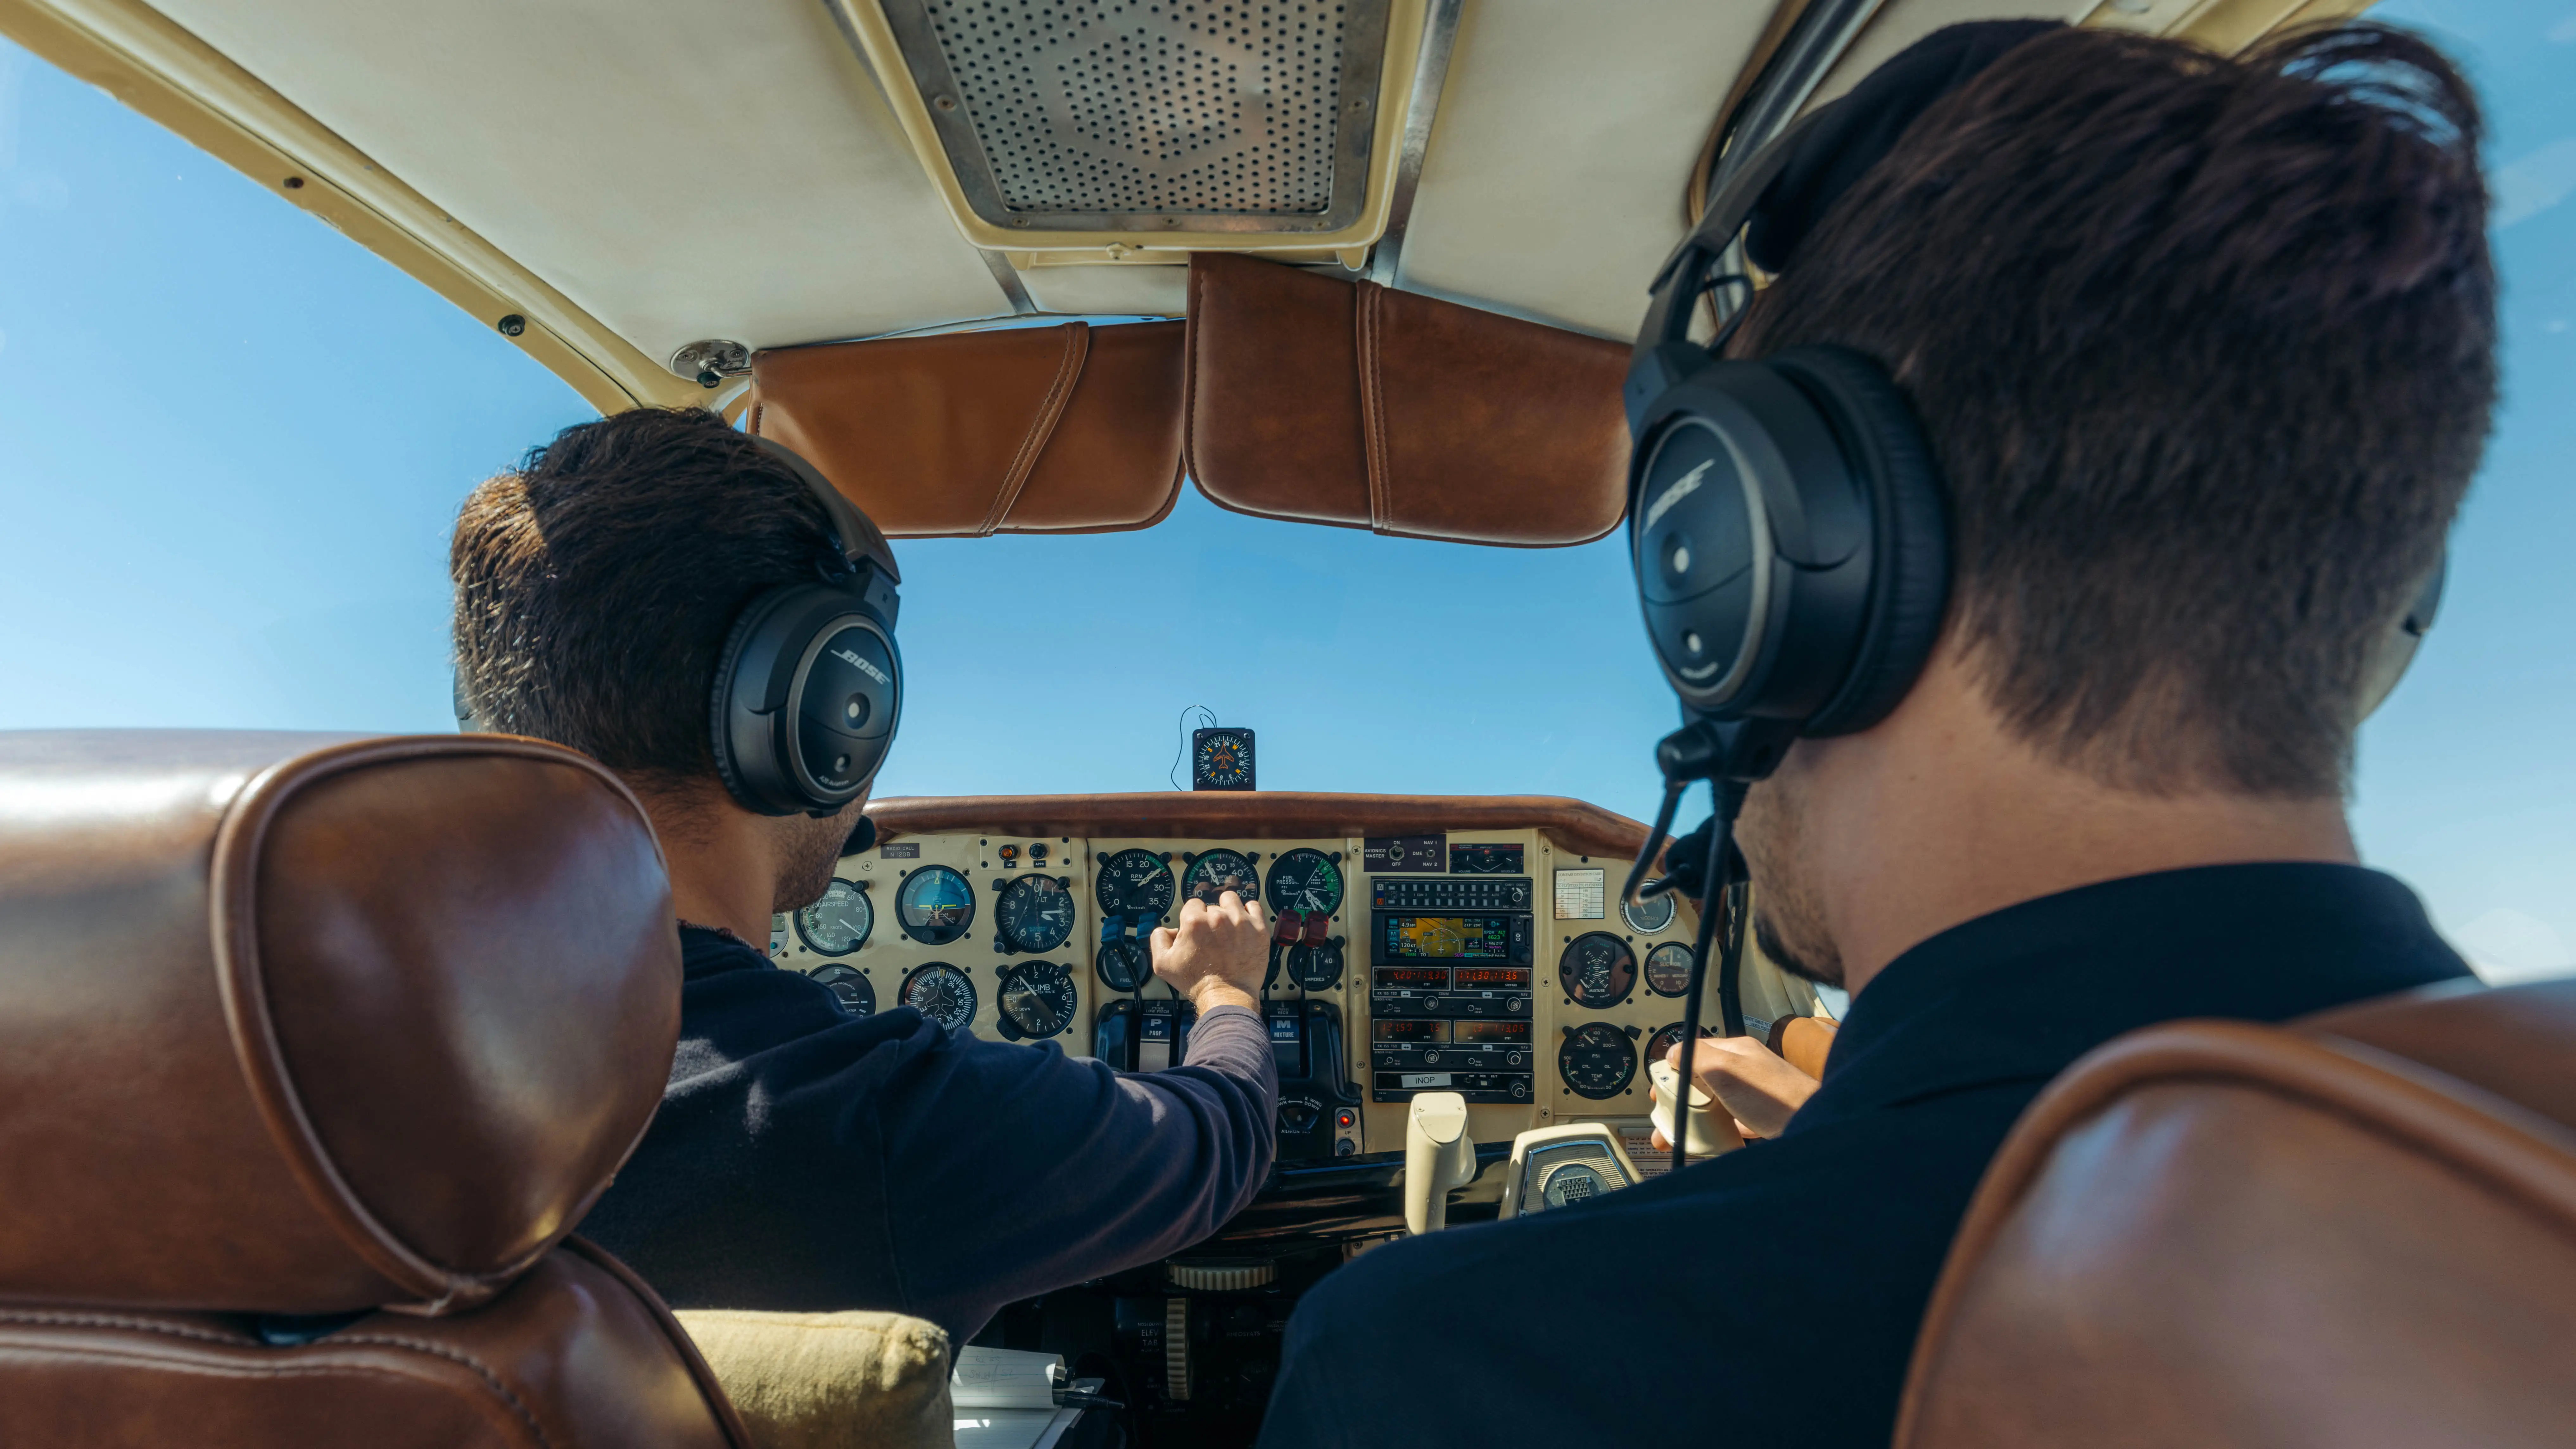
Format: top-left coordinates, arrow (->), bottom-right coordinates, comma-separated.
1739,23 -> 2495,795
451,407 -> 845,786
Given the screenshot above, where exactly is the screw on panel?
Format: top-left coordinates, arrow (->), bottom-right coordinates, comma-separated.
497,314 -> 527,336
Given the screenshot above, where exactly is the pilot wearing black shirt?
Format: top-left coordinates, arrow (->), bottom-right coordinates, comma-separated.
1261,19 -> 2496,1449
448,408 -> 1279,1345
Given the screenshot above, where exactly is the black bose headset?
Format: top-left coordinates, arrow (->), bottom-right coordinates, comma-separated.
459,435 -> 904,824
1615,21 -> 2445,1164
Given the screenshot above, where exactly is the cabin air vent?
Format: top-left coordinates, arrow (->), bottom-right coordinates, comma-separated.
870,0 -> 1395,235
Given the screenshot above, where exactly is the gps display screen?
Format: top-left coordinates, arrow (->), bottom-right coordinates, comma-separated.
1378,914 -> 1514,961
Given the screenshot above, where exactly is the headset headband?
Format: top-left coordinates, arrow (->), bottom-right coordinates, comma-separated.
748,434 -> 902,588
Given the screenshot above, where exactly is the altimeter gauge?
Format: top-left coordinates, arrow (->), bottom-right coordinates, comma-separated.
1095,848 -> 1176,918
1559,933 -> 1638,1010
1264,848 -> 1345,918
895,866 -> 976,945
996,875 -> 1076,953
900,963 -> 977,1032
1181,849 -> 1260,908
997,961 -> 1078,1040
1559,1022 -> 1639,1100
811,964 -> 875,1018
795,878 -> 873,956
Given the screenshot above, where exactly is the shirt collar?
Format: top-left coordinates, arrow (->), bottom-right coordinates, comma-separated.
1785,863 -> 2472,1134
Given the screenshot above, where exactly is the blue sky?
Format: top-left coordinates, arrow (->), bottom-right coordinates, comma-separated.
1,8 -> 2566,982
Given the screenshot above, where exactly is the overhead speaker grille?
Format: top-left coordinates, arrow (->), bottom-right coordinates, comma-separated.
877,0 -> 1394,234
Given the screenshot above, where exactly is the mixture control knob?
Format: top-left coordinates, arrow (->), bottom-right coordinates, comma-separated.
1167,1260 -> 1278,1292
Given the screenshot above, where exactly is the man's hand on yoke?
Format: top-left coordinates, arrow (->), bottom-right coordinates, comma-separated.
1657,1034 -> 1819,1142
1152,890 -> 1270,1014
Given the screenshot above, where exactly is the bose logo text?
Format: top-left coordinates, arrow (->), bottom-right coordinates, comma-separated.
832,648 -> 891,685
1643,460 -> 1714,532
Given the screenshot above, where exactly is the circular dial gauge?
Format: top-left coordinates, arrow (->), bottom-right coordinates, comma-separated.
795,878 -> 873,956
1263,848 -> 1345,917
998,961 -> 1078,1040
1195,731 -> 1254,788
1559,1022 -> 1639,1099
1644,942 -> 1698,998
895,866 -> 975,945
1095,849 -> 1176,919
900,963 -> 977,1032
1285,940 -> 1345,991
1096,938 -> 1150,992
811,964 -> 875,1018
1559,933 -> 1638,1010
1645,1021 -> 1718,1068
996,875 -> 1076,953
1621,887 -> 1678,935
1181,850 -> 1260,908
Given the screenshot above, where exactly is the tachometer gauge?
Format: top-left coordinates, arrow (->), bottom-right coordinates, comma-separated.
1181,849 -> 1260,908
997,961 -> 1078,1040
1559,1022 -> 1638,1099
1645,1021 -> 1716,1067
895,866 -> 975,945
1264,848 -> 1345,917
996,875 -> 1076,953
1558,933 -> 1637,1009
1621,886 -> 1677,935
1286,939 -> 1345,991
1095,848 -> 1176,919
795,878 -> 873,956
1096,938 -> 1149,992
811,964 -> 875,1018
1644,941 -> 1697,997
900,963 -> 977,1031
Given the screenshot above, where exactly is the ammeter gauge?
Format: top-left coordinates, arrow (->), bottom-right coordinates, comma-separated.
795,877 -> 873,955
1286,940 -> 1345,991
1558,1022 -> 1638,1100
900,963 -> 977,1032
996,875 -> 1076,952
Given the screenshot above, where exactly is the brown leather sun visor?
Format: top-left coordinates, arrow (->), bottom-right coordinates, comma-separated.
1184,253 -> 1631,547
749,320 -> 1187,537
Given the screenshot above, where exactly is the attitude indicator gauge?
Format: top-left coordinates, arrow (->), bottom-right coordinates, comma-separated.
1096,938 -> 1150,992
895,866 -> 975,946
997,961 -> 1078,1040
1621,886 -> 1678,935
811,964 -> 875,1018
1264,848 -> 1345,918
1644,942 -> 1698,997
795,878 -> 872,956
1095,849 -> 1175,919
1559,1022 -> 1638,1100
900,963 -> 977,1032
1559,933 -> 1638,1010
996,875 -> 1076,953
1181,849 -> 1260,908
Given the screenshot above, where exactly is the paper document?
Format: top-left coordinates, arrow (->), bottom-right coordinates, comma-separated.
953,1407 -> 1079,1449
952,1345 -> 1065,1410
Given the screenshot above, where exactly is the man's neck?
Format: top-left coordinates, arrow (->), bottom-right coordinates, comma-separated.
1804,652 -> 2358,997
636,790 -> 782,944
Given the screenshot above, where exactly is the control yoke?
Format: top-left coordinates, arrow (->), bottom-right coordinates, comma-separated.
1403,1091 -> 1479,1235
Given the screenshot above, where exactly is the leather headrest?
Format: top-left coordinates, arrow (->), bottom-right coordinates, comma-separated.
0,732 -> 679,1316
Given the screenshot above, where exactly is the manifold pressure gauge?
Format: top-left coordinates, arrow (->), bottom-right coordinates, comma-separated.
1191,727 -> 1256,791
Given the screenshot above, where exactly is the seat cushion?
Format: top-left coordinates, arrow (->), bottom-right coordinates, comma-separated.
673,1310 -> 952,1449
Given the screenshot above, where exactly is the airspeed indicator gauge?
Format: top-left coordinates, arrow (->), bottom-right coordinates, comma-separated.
1181,850 -> 1260,908
795,878 -> 872,955
1095,849 -> 1176,919
895,866 -> 975,945
900,963 -> 977,1032
998,961 -> 1078,1040
1264,848 -> 1345,918
996,875 -> 1076,953
1559,1022 -> 1638,1099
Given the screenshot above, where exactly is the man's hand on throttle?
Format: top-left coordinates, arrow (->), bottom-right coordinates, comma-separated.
1152,890 -> 1270,1013
1654,1035 -> 1819,1142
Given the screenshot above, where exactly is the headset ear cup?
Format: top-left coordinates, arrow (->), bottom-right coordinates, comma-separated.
709,587 -> 788,814
1777,345 -> 1952,737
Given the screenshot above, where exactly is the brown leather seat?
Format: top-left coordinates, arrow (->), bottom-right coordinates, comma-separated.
0,731 -> 751,1448
1896,977 -> 2576,1448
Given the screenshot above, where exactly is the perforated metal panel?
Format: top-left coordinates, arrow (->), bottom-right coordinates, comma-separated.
877,0 -> 1393,233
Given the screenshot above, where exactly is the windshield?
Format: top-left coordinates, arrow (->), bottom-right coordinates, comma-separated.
0,6 -> 2565,983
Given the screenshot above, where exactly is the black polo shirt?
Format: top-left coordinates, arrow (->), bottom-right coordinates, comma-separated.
1256,863 -> 2470,1448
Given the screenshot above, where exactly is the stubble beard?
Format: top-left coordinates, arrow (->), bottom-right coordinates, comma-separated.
773,807 -> 859,915
1736,773 -> 1846,990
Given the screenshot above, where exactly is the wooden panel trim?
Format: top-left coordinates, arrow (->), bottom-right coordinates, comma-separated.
865,792 -> 1651,861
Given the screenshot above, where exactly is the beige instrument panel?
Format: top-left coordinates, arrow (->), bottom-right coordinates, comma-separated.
767,823 -> 1819,1157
